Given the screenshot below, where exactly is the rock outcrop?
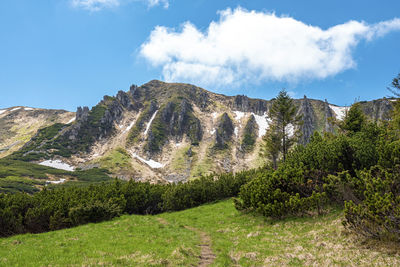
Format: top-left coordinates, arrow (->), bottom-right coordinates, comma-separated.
324,99 -> 334,133
298,96 -> 316,144
241,114 -> 258,152
215,113 -> 234,149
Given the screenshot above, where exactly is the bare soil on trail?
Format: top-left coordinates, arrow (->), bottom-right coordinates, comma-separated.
155,217 -> 215,266
185,226 -> 216,267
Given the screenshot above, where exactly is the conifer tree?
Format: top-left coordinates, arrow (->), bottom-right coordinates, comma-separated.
262,89 -> 302,166
340,103 -> 365,134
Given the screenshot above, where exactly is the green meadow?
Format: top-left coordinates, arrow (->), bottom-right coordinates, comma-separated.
1,199 -> 399,266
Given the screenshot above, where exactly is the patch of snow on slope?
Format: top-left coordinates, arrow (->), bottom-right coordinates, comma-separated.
131,152 -> 164,169
46,179 -> 66,185
144,110 -> 158,136
286,124 -> 294,137
10,107 -> 21,112
234,127 -> 239,137
233,111 -> 245,121
123,120 -> 136,133
252,113 -> 270,137
0,110 -> 6,115
24,107 -> 34,111
67,117 -> 76,124
39,160 -> 74,171
212,112 -> 218,119
329,105 -> 348,121
210,128 -> 216,135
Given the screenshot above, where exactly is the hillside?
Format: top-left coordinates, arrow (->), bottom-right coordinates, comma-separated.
0,106 -> 75,158
3,80 -> 394,183
1,199 -> 399,266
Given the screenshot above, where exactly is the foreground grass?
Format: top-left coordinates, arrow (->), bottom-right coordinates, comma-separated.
1,199 -> 400,266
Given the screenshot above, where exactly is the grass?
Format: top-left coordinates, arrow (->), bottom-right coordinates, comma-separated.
94,147 -> 133,173
1,199 -> 399,266
0,159 -> 112,193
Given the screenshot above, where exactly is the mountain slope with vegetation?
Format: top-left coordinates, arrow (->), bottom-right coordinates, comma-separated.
3,81 -> 394,183
0,107 -> 74,158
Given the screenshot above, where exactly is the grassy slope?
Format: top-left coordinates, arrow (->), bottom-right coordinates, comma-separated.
1,199 -> 400,266
0,159 -> 112,193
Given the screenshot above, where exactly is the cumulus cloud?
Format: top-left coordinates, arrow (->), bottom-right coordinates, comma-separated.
140,7 -> 400,87
71,0 -> 169,11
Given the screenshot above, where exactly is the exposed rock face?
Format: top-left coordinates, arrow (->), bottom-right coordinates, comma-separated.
146,98 -> 203,153
324,99 -> 334,133
360,98 -> 393,122
215,113 -> 234,149
241,114 -> 258,152
76,106 -> 89,122
233,95 -> 267,115
298,96 -> 316,144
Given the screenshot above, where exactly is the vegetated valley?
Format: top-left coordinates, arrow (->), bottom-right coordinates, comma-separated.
1,75 -> 400,266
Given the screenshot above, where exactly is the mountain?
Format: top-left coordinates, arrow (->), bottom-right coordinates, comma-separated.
0,106 -> 75,158
3,80 -> 394,183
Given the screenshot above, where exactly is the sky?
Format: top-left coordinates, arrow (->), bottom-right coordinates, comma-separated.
1,0 -> 400,111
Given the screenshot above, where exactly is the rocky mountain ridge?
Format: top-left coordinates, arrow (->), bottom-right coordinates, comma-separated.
2,80 -> 394,183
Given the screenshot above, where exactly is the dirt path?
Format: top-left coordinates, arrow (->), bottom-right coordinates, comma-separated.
185,226 -> 216,267
155,217 -> 216,266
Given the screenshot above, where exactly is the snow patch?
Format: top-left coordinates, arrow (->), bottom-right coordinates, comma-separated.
252,113 -> 270,137
144,110 -> 158,136
212,112 -> 218,119
10,107 -> 21,112
24,107 -> 34,111
39,160 -> 74,171
233,111 -> 245,121
131,152 -> 164,169
210,128 -> 216,135
234,127 -> 239,137
329,105 -> 348,121
286,124 -> 294,137
0,110 -> 6,115
46,179 -> 66,185
67,117 -> 76,124
123,120 -> 136,133
175,142 -> 182,147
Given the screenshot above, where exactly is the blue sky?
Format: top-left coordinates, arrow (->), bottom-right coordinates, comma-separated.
1,0 -> 400,111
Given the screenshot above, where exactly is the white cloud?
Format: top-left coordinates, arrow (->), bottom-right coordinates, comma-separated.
71,0 -> 169,11
71,0 -> 120,11
140,7 -> 400,87
146,0 -> 169,9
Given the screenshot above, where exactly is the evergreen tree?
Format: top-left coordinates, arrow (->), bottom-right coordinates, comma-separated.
340,103 -> 366,134
263,89 -> 302,165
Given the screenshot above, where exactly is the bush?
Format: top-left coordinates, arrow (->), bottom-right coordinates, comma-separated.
343,166 -> 400,241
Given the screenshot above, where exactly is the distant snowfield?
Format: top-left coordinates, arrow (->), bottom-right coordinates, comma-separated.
144,110 -> 158,136
131,152 -> 164,169
123,120 -> 136,133
233,111 -> 245,121
252,113 -> 270,137
10,107 -> 21,112
46,178 -> 66,185
39,160 -> 75,171
24,107 -> 34,111
0,110 -> 6,115
329,105 -> 348,121
67,117 -> 76,124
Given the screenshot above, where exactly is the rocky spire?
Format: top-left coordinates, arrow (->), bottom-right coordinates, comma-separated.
324,99 -> 334,133
298,95 -> 315,144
